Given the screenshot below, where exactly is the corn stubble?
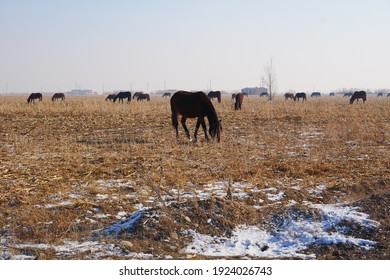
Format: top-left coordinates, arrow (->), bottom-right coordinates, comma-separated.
0,95 -> 389,259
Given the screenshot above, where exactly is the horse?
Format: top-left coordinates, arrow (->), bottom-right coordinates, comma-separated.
350,91 -> 366,104
311,92 -> 321,97
329,92 -> 335,96
133,92 -> 143,99
113,91 -> 132,103
377,93 -> 383,97
234,93 -> 244,110
137,93 -> 150,101
231,93 -> 236,99
27,93 -> 43,103
260,92 -> 269,97
343,92 -> 353,97
162,92 -> 171,98
207,91 -> 221,103
105,94 -> 116,101
52,93 -> 65,101
387,93 -> 390,97
294,92 -> 307,102
284,93 -> 295,100
170,91 -> 222,142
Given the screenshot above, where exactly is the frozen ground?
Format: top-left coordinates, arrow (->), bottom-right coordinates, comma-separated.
0,179 -> 381,260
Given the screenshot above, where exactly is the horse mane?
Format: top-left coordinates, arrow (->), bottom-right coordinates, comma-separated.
199,92 -> 219,125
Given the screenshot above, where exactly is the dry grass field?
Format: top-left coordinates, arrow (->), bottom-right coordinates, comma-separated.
0,94 -> 389,260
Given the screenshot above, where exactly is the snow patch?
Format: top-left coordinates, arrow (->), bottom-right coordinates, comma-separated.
185,203 -> 378,259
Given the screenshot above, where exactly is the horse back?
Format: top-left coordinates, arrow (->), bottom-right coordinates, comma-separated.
171,91 -> 212,118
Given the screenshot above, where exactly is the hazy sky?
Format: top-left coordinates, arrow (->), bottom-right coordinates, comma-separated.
1,0 -> 389,94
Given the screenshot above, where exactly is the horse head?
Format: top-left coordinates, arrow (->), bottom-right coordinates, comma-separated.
209,120 -> 222,142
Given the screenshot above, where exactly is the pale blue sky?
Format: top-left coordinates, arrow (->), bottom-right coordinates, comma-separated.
1,0 -> 389,93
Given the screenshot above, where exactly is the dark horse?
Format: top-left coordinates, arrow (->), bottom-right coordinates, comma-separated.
133,92 -> 143,99
171,91 -> 222,142
234,93 -> 244,110
350,91 -> 367,104
284,93 -> 295,100
311,92 -> 321,97
105,94 -> 116,101
207,91 -> 221,103
137,93 -> 150,101
52,93 -> 65,101
27,93 -> 43,103
260,92 -> 269,97
294,92 -> 307,102
162,92 -> 171,97
114,91 -> 132,103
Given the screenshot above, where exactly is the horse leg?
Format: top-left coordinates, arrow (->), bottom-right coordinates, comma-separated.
199,119 -> 209,141
194,118 -> 206,141
171,113 -> 179,138
194,117 -> 209,141
181,117 -> 190,139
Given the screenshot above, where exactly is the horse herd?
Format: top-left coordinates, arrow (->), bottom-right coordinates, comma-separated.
282,91 -> 368,104
105,91 -> 150,103
23,89 -> 377,143
27,92 -> 64,103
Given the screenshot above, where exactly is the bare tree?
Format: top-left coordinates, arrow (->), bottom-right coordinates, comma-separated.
262,57 -> 277,100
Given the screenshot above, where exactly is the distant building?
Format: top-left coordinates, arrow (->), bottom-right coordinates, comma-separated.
67,89 -> 94,95
241,87 -> 268,95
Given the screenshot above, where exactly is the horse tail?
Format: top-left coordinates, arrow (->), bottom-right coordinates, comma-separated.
170,99 -> 179,136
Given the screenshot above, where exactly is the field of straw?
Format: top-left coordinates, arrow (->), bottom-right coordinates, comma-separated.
0,94 -> 389,259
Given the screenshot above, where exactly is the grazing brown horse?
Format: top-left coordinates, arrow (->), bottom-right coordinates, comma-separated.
207,91 -> 221,103
350,91 -> 367,104
52,93 -> 65,101
105,94 -> 116,101
171,91 -> 222,142
27,93 -> 43,103
294,92 -> 307,102
137,93 -> 150,101
162,92 -> 171,97
284,93 -> 295,100
234,93 -> 244,110
114,91 -> 132,103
